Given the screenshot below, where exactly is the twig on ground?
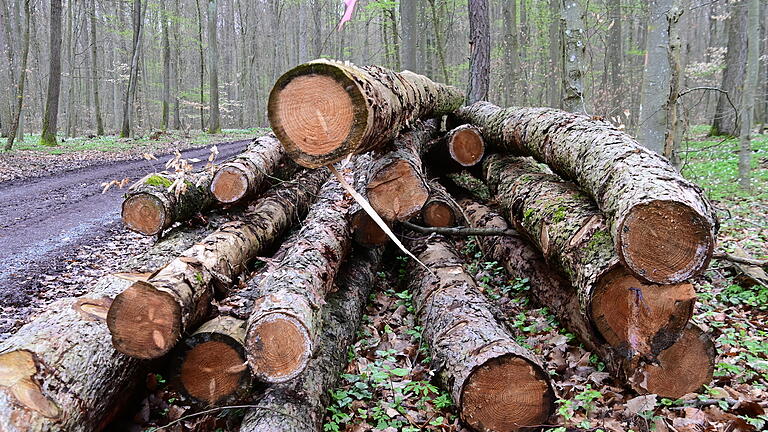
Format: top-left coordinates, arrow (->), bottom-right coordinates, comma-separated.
713,251 -> 768,267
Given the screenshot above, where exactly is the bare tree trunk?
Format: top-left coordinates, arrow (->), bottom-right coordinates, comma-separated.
172,0 -> 182,130
40,0 -> 63,146
467,0 -> 490,104
560,0 -> 586,113
548,0 -> 561,108
120,0 -> 142,138
739,0 -> 760,189
427,0 -> 450,84
502,0 -> 518,107
207,0 -> 220,133
195,0 -> 205,131
160,2 -> 170,130
663,1 -> 685,167
4,0 -> 28,151
400,0 -> 417,71
607,0 -> 623,110
711,1 -> 747,136
89,0 -> 104,136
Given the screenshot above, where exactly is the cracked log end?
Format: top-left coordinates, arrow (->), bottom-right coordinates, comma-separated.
179,339 -> 249,406
618,200 -> 714,284
632,325 -> 716,398
591,266 -> 696,357
211,166 -> 249,204
351,210 -> 388,248
448,127 -> 485,167
461,354 -> 554,432
0,350 -> 61,419
269,62 -> 367,168
122,194 -> 167,236
245,314 -> 311,383
422,201 -> 457,227
107,281 -> 181,359
367,160 -> 429,222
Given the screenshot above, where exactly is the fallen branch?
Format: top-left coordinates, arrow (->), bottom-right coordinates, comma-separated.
402,221 -> 516,237
713,251 -> 768,267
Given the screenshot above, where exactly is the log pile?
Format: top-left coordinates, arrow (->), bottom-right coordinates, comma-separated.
0,60 -> 724,432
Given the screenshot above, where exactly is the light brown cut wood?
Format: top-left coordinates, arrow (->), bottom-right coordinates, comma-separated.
211,166 -> 249,203
422,180 -> 462,228
122,194 -> 166,236
447,124 -> 485,166
350,209 -> 389,248
246,315 -> 309,382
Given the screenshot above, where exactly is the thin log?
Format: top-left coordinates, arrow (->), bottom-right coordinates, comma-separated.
455,102 -> 718,284
404,233 -> 554,432
106,168 -> 330,360
238,247 -> 384,431
350,209 -> 389,248
421,180 -> 462,227
268,59 -> 463,168
484,155 -> 695,358
444,124 -> 485,166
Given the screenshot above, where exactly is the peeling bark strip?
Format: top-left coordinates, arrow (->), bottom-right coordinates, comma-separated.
444,124 -> 485,167
238,248 -> 384,432
0,217 -> 223,432
404,233 -> 554,432
484,155 -> 695,358
122,170 -> 214,236
244,160 -> 362,383
107,168 -> 330,360
210,134 -> 287,204
459,200 -> 714,398
366,119 -> 440,221
268,58 -> 464,168
455,102 -> 717,284
422,180 -> 462,228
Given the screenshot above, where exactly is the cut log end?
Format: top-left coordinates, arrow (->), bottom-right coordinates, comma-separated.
122,194 -> 167,236
106,281 -> 181,359
211,166 -> 249,204
634,325 -> 716,398
351,210 -> 388,248
618,200 -> 714,284
449,127 -> 485,167
367,160 -> 429,222
461,354 -> 554,432
245,314 -> 310,383
179,339 -> 249,405
422,201 -> 457,227
0,350 -> 62,419
591,266 -> 696,357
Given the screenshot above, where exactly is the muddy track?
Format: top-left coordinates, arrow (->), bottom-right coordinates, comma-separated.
0,139 -> 249,312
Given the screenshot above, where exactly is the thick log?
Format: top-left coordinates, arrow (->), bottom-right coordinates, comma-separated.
106,168 -> 330,360
444,124 -> 485,167
484,155 -> 695,358
122,171 -> 214,236
0,218 -> 223,432
238,247 -> 384,432
210,134 -> 288,204
459,200 -> 714,397
243,161 -> 360,383
350,209 -> 388,248
455,102 -> 717,284
422,180 -> 462,228
404,233 -> 554,432
366,119 -> 440,221
268,59 -> 464,168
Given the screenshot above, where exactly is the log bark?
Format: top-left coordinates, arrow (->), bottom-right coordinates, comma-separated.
366,119 -> 440,221
404,233 -> 554,432
459,199 -> 715,397
268,59 -> 463,168
210,134 -> 288,204
107,168 -> 330,359
444,124 -> 485,167
455,102 -> 717,284
122,171 -> 215,236
238,247 -> 384,432
0,216 -> 225,431
243,160 -> 361,383
484,155 -> 695,358
422,180 -> 462,228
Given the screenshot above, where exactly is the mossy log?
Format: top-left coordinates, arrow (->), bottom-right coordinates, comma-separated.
366,119 -> 440,221
106,168 -> 330,360
122,171 -> 214,236
459,199 -> 715,398
421,180 -> 462,228
0,216 -> 224,431
484,155 -> 695,358
238,247 -> 384,432
455,102 -> 717,284
210,134 -> 289,204
243,160 -> 363,383
404,233 -> 554,432
268,59 -> 463,168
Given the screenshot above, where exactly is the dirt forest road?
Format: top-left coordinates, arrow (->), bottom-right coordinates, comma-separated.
0,139 -> 249,323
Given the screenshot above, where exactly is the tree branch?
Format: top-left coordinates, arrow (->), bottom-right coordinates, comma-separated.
402,221 -> 517,237
713,251 -> 768,267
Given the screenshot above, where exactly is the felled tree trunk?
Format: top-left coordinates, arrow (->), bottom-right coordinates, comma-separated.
122,171 -> 214,236
459,199 -> 714,397
107,168 -> 330,359
484,155 -> 695,358
238,248 -> 384,432
268,59 -> 463,168
366,119 -> 440,221
455,102 -> 717,284
210,134 -> 288,204
0,216 -> 224,432
421,180 -> 462,228
243,160 -> 361,383
350,210 -> 389,248
443,124 -> 485,167
404,233 -> 554,432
